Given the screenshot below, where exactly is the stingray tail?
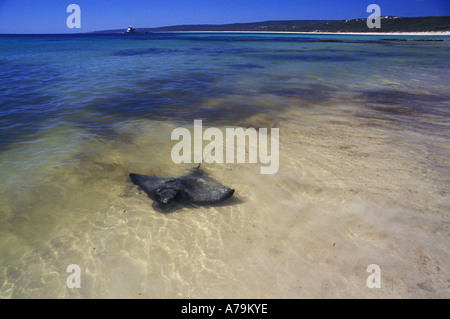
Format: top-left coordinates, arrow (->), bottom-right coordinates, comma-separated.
187,164 -> 203,175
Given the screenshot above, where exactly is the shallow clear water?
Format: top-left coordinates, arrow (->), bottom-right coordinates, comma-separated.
0,33 -> 449,298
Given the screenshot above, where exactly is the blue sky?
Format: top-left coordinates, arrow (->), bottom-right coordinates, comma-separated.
0,0 -> 449,34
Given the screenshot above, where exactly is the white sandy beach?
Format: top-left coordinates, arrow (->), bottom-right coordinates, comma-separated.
160,30 -> 450,36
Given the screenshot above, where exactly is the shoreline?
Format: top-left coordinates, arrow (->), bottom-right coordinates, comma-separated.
153,30 -> 450,36
4,30 -> 448,36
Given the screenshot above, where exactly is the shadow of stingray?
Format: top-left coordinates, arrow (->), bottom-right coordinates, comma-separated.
151,195 -> 244,214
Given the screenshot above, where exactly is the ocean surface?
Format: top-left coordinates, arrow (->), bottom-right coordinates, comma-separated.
0,33 -> 449,298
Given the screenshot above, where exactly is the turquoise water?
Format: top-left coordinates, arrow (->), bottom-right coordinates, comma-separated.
0,33 -> 449,298
1,33 -> 449,144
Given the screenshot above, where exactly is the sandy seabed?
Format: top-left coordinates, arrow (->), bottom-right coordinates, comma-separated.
0,34 -> 449,298
1,94 -> 448,298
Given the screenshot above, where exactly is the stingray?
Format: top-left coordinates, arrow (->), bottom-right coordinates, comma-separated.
129,166 -> 235,211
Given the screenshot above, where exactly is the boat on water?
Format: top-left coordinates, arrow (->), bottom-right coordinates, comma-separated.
125,26 -> 136,33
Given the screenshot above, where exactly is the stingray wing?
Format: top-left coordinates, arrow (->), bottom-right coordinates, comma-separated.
129,173 -> 170,199
179,173 -> 235,204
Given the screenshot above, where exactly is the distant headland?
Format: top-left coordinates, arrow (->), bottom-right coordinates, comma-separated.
93,16 -> 450,34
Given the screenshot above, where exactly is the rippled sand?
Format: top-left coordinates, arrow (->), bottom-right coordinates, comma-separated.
0,34 -> 449,299
1,85 -> 449,298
